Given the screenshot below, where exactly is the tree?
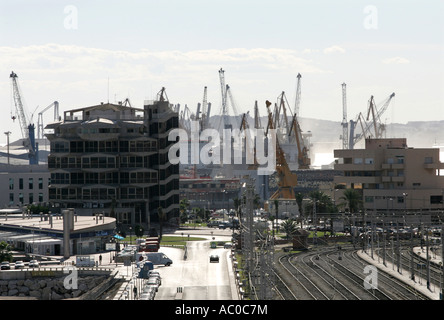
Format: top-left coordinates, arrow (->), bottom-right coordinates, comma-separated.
134,224 -> 145,238
281,219 -> 298,240
274,199 -> 279,220
339,188 -> 363,213
0,241 -> 12,262
295,192 -> 305,227
179,198 -> 190,224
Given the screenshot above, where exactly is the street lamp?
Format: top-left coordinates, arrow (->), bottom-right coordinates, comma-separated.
4,131 -> 11,165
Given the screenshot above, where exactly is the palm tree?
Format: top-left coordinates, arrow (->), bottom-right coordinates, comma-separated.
179,198 -> 190,224
339,188 -> 363,213
233,197 -> 242,220
295,192 -> 305,227
0,241 -> 12,262
281,219 -> 298,240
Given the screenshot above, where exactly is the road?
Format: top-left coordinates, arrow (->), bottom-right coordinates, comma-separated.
153,229 -> 238,300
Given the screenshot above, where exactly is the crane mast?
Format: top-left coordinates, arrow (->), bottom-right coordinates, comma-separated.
200,86 -> 208,131
265,100 -> 298,200
341,83 -> 349,149
10,72 -> 30,142
294,73 -> 302,117
10,71 -> 38,164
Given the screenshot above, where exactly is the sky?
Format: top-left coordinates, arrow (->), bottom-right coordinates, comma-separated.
0,0 -> 443,146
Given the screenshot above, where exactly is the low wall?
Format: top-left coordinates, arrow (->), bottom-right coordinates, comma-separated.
0,268 -> 115,300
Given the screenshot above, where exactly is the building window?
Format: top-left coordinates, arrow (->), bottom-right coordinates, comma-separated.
9,178 -> 13,190
39,193 -> 43,202
9,193 -> 14,204
425,157 -> 433,164
430,195 -> 442,204
19,178 -> 23,190
39,178 -> 43,189
29,193 -> 34,204
364,158 -> 374,164
29,178 -> 34,189
354,158 -> 363,164
19,193 -> 24,204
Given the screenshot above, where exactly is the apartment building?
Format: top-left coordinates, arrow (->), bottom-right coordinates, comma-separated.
45,93 -> 180,227
334,138 -> 444,212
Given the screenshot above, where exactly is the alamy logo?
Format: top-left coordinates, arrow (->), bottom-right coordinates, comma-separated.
168,120 -> 277,175
363,265 -> 378,290
63,266 -> 78,290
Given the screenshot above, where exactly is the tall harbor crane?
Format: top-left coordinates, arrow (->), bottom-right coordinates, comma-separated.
265,100 -> 298,200
349,92 -> 395,149
341,83 -> 349,149
294,73 -> 302,117
9,71 -> 38,165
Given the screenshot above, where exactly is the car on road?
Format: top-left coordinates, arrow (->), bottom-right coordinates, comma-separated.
209,255 -> 219,263
29,260 -> 40,268
0,261 -> 10,270
218,224 -> 227,229
223,242 -> 232,249
14,261 -> 25,269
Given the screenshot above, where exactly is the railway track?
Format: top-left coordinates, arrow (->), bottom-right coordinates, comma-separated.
274,244 -> 432,300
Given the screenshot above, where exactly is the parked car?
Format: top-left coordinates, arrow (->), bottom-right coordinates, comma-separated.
0,261 -> 10,270
146,277 -> 159,291
209,255 -> 219,263
224,242 -> 232,249
29,260 -> 40,268
14,261 -> 25,269
149,274 -> 162,286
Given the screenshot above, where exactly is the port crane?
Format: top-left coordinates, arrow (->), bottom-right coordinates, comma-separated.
265,100 -> 298,200
349,92 -> 395,149
37,101 -> 59,139
9,71 -> 38,164
341,83 -> 349,149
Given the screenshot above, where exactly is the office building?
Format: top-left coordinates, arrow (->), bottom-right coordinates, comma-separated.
45,92 -> 180,227
334,138 -> 444,212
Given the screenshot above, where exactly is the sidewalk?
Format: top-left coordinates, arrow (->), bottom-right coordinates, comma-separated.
357,247 -> 442,300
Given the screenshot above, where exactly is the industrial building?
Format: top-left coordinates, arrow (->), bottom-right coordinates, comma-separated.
45,89 -> 180,228
333,138 -> 444,212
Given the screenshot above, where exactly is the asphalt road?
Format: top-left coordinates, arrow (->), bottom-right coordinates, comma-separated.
154,230 -> 236,300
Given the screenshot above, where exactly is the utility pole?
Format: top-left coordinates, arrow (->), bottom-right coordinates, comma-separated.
441,224 -> 444,300
426,226 -> 430,290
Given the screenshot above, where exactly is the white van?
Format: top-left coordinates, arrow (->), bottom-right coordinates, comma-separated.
146,252 -> 172,266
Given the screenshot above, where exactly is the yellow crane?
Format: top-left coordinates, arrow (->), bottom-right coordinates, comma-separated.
265,100 -> 298,200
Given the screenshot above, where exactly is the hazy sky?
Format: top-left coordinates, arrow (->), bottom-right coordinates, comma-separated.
0,0 -> 443,144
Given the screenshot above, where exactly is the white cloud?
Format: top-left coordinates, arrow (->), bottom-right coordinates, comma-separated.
323,45 -> 346,54
382,57 -> 410,64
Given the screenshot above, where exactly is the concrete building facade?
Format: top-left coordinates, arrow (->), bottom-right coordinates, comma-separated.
45,94 -> 179,227
334,138 -> 444,212
0,164 -> 50,208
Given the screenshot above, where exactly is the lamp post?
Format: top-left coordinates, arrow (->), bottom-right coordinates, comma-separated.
4,131 -> 11,165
